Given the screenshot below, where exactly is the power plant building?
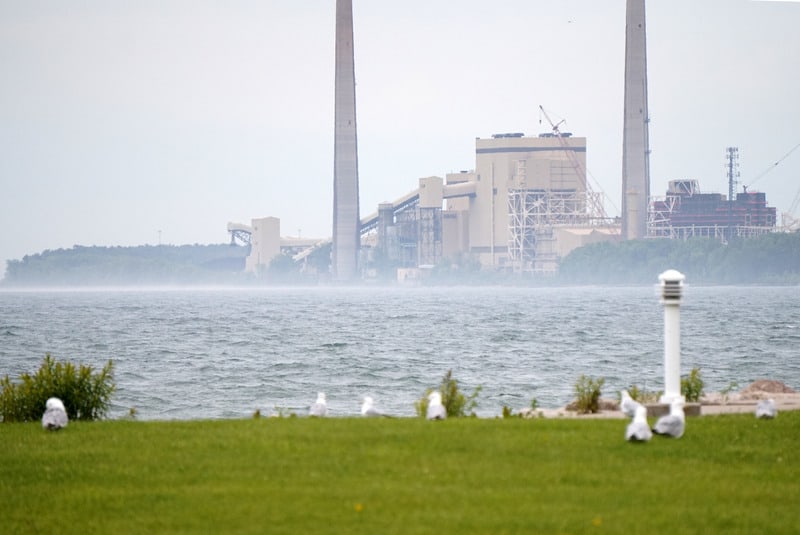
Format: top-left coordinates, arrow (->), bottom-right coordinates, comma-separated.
468,132 -> 596,272
648,148 -> 777,239
365,132 -> 619,276
227,0 -> 779,281
648,180 -> 777,240
241,217 -> 281,273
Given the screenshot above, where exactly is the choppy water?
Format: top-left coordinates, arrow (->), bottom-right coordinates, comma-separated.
1,285 -> 798,419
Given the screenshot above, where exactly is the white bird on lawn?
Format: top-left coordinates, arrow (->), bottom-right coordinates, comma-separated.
755,398 -> 777,419
625,405 -> 652,442
361,396 -> 391,417
309,392 -> 328,417
426,391 -> 447,420
41,397 -> 68,431
652,398 -> 685,438
620,389 -> 643,418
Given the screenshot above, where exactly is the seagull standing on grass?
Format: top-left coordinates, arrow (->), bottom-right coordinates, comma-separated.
361,396 -> 391,417
625,405 -> 652,442
755,398 -> 777,419
620,390 -> 643,418
652,398 -> 685,438
426,391 -> 447,420
309,392 -> 328,417
41,397 -> 68,431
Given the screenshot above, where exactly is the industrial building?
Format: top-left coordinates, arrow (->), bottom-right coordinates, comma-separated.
228,218 -> 327,275
648,180 -> 776,240
647,147 -> 777,241
356,131 -> 620,277
647,147 -> 777,240
231,135 -> 777,279
230,130 -> 620,278
228,0 -> 637,279
226,0 -> 780,281
471,131 -> 616,272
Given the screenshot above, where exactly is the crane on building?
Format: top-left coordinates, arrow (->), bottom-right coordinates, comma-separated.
742,141 -> 800,232
538,105 -> 617,228
783,185 -> 800,232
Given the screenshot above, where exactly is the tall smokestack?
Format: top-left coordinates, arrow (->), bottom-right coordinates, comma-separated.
621,0 -> 651,240
332,0 -> 360,281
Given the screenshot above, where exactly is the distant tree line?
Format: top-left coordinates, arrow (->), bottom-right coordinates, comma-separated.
2,244 -> 250,286
557,232 -> 800,285
423,232 -> 800,286
4,233 -> 799,287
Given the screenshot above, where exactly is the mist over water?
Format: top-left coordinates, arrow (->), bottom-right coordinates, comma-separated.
1,285 -> 798,420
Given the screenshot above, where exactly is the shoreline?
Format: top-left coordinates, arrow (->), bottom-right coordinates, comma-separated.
528,397 -> 800,419
524,380 -> 800,419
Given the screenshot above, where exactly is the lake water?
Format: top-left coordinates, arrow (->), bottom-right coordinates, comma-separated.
1,285 -> 798,420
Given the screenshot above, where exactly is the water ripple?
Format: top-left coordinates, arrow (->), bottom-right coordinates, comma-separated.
1,286 -> 799,419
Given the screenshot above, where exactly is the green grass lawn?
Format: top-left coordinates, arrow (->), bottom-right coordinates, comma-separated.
1,412 -> 797,534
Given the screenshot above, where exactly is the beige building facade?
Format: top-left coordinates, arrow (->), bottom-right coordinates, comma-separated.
244,216 -> 281,273
437,133 -> 617,272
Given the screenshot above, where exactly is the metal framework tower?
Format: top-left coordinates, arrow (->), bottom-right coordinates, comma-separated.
506,159 -> 578,274
621,0 -> 651,240
332,0 -> 360,281
726,147 -> 740,238
726,147 -> 740,202
507,160 -> 535,273
417,207 -> 442,267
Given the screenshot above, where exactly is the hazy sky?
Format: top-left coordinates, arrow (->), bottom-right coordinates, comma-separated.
1,0 -> 799,273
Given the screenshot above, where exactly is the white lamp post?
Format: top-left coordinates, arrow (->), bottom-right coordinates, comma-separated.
659,269 -> 686,404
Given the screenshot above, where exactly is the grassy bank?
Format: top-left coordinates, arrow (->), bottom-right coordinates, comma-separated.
1,413 -> 797,534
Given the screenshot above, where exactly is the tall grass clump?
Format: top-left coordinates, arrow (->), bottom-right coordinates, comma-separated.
573,374 -> 605,414
681,367 -> 704,402
415,369 -> 481,418
0,353 -> 115,423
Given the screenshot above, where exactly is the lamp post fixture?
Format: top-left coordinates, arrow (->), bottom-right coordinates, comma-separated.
659,269 -> 685,404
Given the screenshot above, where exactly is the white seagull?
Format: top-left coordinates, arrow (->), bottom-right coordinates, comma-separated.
652,398 -> 685,438
755,398 -> 777,419
625,405 -> 652,442
41,397 -> 68,431
620,389 -> 643,418
426,391 -> 447,420
361,396 -> 390,417
309,392 -> 328,417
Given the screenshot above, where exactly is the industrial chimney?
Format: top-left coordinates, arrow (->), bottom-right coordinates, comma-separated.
621,0 -> 651,240
332,0 -> 360,281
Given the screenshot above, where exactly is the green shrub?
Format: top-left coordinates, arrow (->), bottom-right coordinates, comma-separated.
681,367 -> 704,402
415,369 -> 481,418
0,354 -> 115,423
573,374 -> 605,414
